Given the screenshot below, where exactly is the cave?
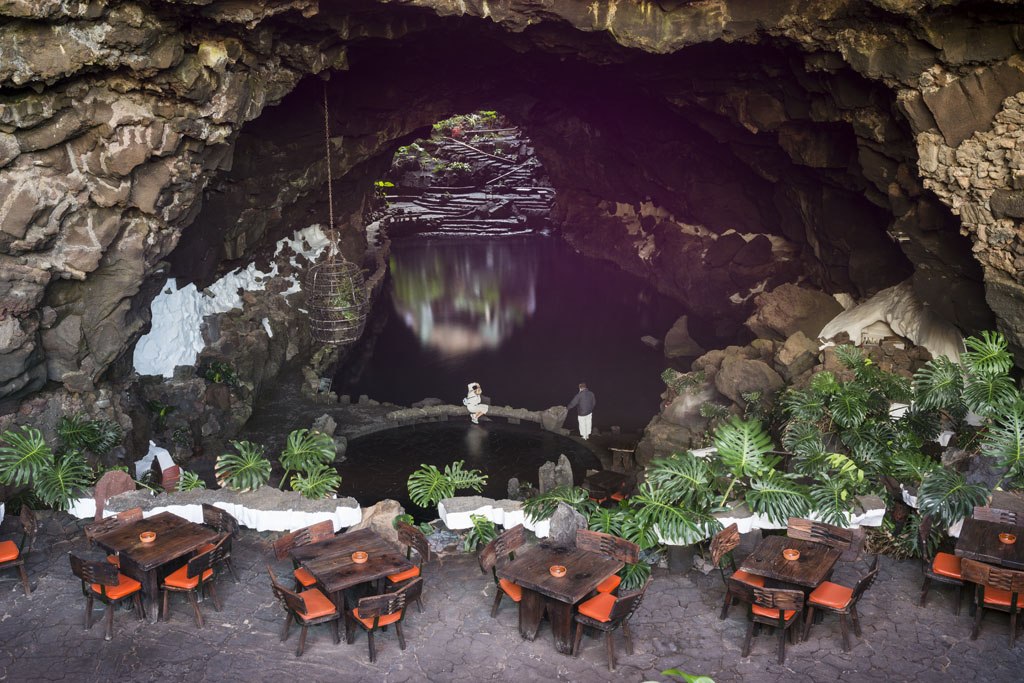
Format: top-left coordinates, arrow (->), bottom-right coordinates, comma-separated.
2,0 -> 1021,488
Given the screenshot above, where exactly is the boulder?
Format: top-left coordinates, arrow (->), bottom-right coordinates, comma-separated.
664,315 -> 704,358
411,397 -> 444,408
714,356 -> 784,405
548,502 -> 587,548
311,413 -> 337,436
538,461 -> 557,494
554,454 -> 573,489
540,405 -> 568,432
745,284 -> 843,341
347,499 -> 404,547
641,335 -> 660,349
774,331 -> 821,381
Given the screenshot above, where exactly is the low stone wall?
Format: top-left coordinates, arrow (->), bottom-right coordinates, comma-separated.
438,496 -> 552,538
348,404 -> 569,438
69,487 -> 362,533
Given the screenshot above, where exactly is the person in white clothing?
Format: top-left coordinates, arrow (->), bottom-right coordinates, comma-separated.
463,382 -> 489,424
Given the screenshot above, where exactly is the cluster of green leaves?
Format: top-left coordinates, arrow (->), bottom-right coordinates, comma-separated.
0,425 -> 92,511
290,464 -> 343,500
661,369 -> 705,395
215,440 -> 272,492
406,460 -> 488,508
462,514 -> 497,552
431,110 -> 502,136
215,429 -> 339,499
203,361 -> 240,387
176,469 -> 207,492
57,413 -> 123,456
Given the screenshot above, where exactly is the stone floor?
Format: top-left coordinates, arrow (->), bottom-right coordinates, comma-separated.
1,512 -> 1022,683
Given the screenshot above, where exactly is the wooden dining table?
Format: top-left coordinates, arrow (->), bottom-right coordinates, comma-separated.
289,528 -> 414,611
496,542 -> 622,654
955,517 -> 1024,570
738,535 -> 842,589
92,511 -> 219,622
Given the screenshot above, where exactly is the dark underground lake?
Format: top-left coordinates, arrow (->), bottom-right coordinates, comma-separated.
337,234 -> 713,434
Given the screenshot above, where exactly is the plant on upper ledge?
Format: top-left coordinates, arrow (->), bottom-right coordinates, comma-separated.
406,460 -> 488,509
290,464 -> 342,500
278,429 -> 336,488
215,440 -> 272,492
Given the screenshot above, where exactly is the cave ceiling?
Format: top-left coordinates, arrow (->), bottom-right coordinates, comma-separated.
0,0 -> 1022,406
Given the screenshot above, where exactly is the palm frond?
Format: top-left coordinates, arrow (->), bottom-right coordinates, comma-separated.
57,413 -> 100,451
290,463 -> 342,500
744,472 -> 811,525
279,429 -> 336,474
645,452 -> 714,508
809,371 -> 841,396
587,506 -> 626,537
630,482 -> 719,546
0,426 -> 53,487
962,330 -> 1012,377
781,388 -> 826,423
913,357 -> 965,414
889,450 -> 940,484
963,374 -> 1019,418
829,383 -> 870,429
214,440 -> 271,492
833,344 -> 864,370
916,468 -> 989,529
616,561 -> 652,591
808,477 -> 854,527
176,469 -> 207,492
522,485 -> 593,522
34,451 -> 92,511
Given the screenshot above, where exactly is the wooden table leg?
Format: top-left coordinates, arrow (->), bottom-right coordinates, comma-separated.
518,588 -> 545,641
545,599 -> 575,654
118,557 -> 160,623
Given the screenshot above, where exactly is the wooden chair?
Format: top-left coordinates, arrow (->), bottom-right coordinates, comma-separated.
201,503 -> 240,582
273,520 -> 335,590
160,534 -> 226,628
709,523 -> 764,619
803,556 -> 880,650
972,506 -> 1019,525
918,515 -> 964,614
478,524 -> 525,617
0,506 -> 36,596
69,551 -> 145,640
961,558 -> 1024,647
268,566 -> 341,656
92,470 -> 135,520
572,580 -> 650,671
787,517 -> 853,551
345,577 -> 422,662
729,580 -> 804,664
609,475 -> 636,503
576,529 -> 638,594
386,521 -> 431,611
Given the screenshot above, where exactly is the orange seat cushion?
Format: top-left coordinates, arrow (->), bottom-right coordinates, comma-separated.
809,581 -> 853,610
0,540 -> 19,563
106,554 -> 120,567
732,569 -> 765,587
588,496 -> 607,504
294,567 -> 317,587
198,543 -> 217,553
578,592 -> 616,622
387,566 -> 421,584
596,574 -> 622,594
92,573 -> 141,600
162,564 -> 213,589
752,604 -> 797,621
352,607 -> 402,629
499,578 -> 523,602
610,492 -> 626,501
983,587 -> 1024,609
298,588 -> 338,619
932,552 -> 962,579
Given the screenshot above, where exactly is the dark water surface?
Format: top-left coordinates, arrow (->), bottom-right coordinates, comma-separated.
340,421 -> 600,518
338,236 -> 687,432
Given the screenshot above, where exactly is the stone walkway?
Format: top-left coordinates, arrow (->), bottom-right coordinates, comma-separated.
1,512 -> 1022,682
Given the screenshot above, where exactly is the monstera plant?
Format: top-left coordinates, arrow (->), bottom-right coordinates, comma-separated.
215,440 -> 272,492
278,429 -> 336,488
406,460 -> 487,509
0,425 -> 93,511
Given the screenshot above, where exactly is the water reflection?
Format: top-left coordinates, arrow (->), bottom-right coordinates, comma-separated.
389,241 -> 537,357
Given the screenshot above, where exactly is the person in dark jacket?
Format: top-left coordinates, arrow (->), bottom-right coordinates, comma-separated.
566,382 -> 596,440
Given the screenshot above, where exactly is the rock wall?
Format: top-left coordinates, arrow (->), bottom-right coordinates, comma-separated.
1,0 -> 1022,421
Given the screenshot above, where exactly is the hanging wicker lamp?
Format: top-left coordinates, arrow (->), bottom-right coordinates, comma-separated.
303,79 -> 370,346
305,257 -> 369,345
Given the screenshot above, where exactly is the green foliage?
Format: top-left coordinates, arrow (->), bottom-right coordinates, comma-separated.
662,369 -> 706,394
290,464 -> 342,500
916,468 -> 989,529
962,330 -> 1014,376
629,482 -> 719,546
587,506 -> 625,537
406,460 -> 487,508
462,514 -> 497,552
829,383 -> 870,429
662,669 -> 716,683
745,471 -> 811,525
203,361 -> 240,387
698,402 -> 729,421
215,441 -> 272,492
34,450 -> 92,511
889,450 -> 940,484
808,476 -> 855,527
644,452 -> 715,510
617,561 -> 651,591
279,429 -> 336,484
713,416 -> 774,480
176,469 -> 207,492
523,485 -> 594,523
0,426 -> 52,487
913,356 -> 965,415
147,400 -> 176,430
980,402 -> 1024,485
57,413 -> 123,455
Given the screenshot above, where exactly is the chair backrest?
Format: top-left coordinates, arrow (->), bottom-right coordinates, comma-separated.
202,504 -> 240,537
493,524 -> 525,559
576,529 -> 639,564
70,551 -> 120,588
728,578 -> 804,614
268,565 -> 314,616
356,577 -> 422,627
161,464 -> 181,492
607,580 -> 650,623
117,507 -> 144,523
710,523 -> 741,570
787,517 -> 853,550
850,556 -> 881,605
396,521 -> 431,565
93,470 -> 135,520
972,506 -> 1019,525
917,515 -> 938,564
273,520 -> 335,559
478,538 -> 499,575
961,558 -> 1024,595
18,506 -> 37,554
186,534 -> 227,580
